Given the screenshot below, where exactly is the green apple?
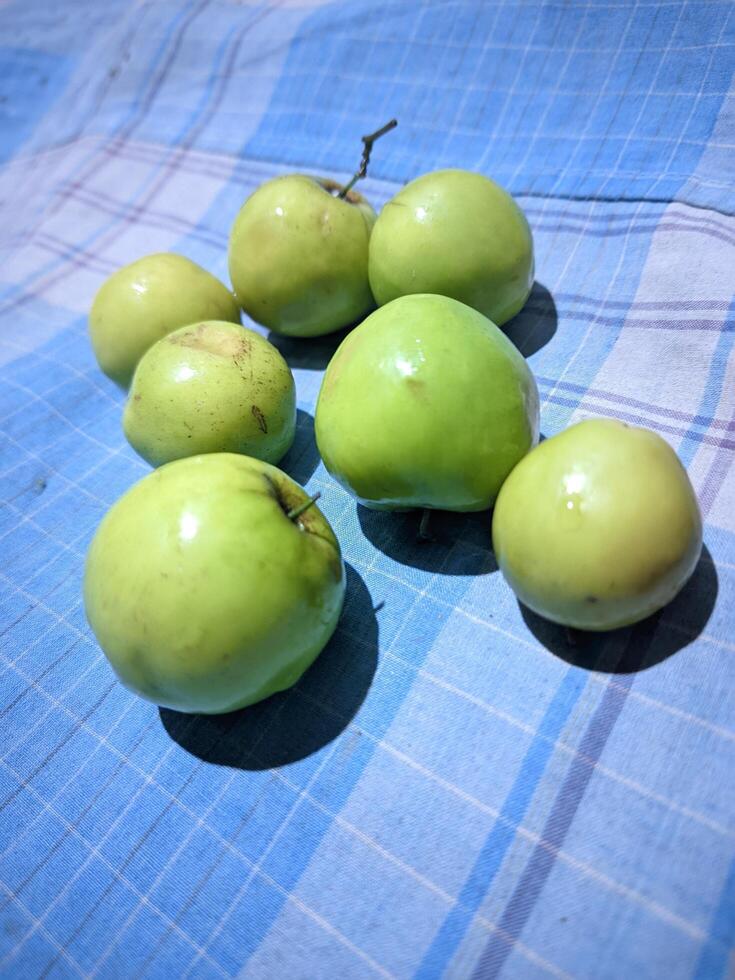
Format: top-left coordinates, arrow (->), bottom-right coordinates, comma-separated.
123,320 -> 296,468
368,169 -> 534,326
84,453 -> 345,714
315,293 -> 539,511
492,418 -> 703,631
89,253 -> 240,387
228,175 -> 376,337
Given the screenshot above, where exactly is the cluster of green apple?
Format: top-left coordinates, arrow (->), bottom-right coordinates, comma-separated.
84,159 -> 702,717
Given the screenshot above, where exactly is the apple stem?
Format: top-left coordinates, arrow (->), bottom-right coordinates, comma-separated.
287,492 -> 321,522
338,118 -> 398,199
417,508 -> 435,542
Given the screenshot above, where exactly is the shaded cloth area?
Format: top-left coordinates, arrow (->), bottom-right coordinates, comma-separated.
160,564 -> 379,770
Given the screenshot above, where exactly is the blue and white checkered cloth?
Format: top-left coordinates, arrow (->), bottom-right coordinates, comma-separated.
1,1 -> 733,977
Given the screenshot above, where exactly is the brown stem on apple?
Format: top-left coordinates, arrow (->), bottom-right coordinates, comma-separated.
417,508 -> 435,543
338,118 -> 398,199
287,492 -> 321,522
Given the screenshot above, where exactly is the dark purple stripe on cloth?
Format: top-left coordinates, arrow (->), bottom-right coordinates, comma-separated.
532,220 -> 735,248
698,425 -> 735,517
34,233 -> 115,275
0,3 -> 215,315
46,0 -> 213,223
61,183 -> 227,249
524,306 -> 731,331
553,293 -> 732,312
471,668 -> 637,979
44,137 -> 735,245
53,184 -> 735,257
540,390 -> 735,450
536,375 -> 735,433
524,204 -> 735,238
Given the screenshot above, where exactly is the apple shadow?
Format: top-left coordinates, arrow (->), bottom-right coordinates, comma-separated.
267,320 -> 359,371
158,563 -> 378,770
358,505 -> 497,576
278,408 -> 320,486
504,282 -> 557,358
268,284 -> 556,368
521,544 -> 718,673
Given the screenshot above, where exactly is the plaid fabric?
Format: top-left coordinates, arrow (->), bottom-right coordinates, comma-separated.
1,0 -> 734,976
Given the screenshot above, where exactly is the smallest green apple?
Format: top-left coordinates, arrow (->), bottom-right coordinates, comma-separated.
89,253 -> 240,387
492,418 -> 703,631
124,321 -> 296,467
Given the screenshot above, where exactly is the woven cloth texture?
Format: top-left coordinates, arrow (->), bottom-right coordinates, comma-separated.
0,1 -> 733,977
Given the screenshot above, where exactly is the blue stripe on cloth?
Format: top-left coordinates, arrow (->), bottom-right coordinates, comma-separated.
467,607 -> 681,978
414,668 -> 587,979
679,298 -> 735,469
0,48 -> 73,162
241,0 -> 732,208
693,855 -> 735,980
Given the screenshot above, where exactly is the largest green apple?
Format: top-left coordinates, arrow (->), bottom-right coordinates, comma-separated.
84,454 -> 345,714
492,419 -> 703,631
368,169 -> 534,326
228,175 -> 376,337
315,293 -> 539,511
89,253 -> 240,387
